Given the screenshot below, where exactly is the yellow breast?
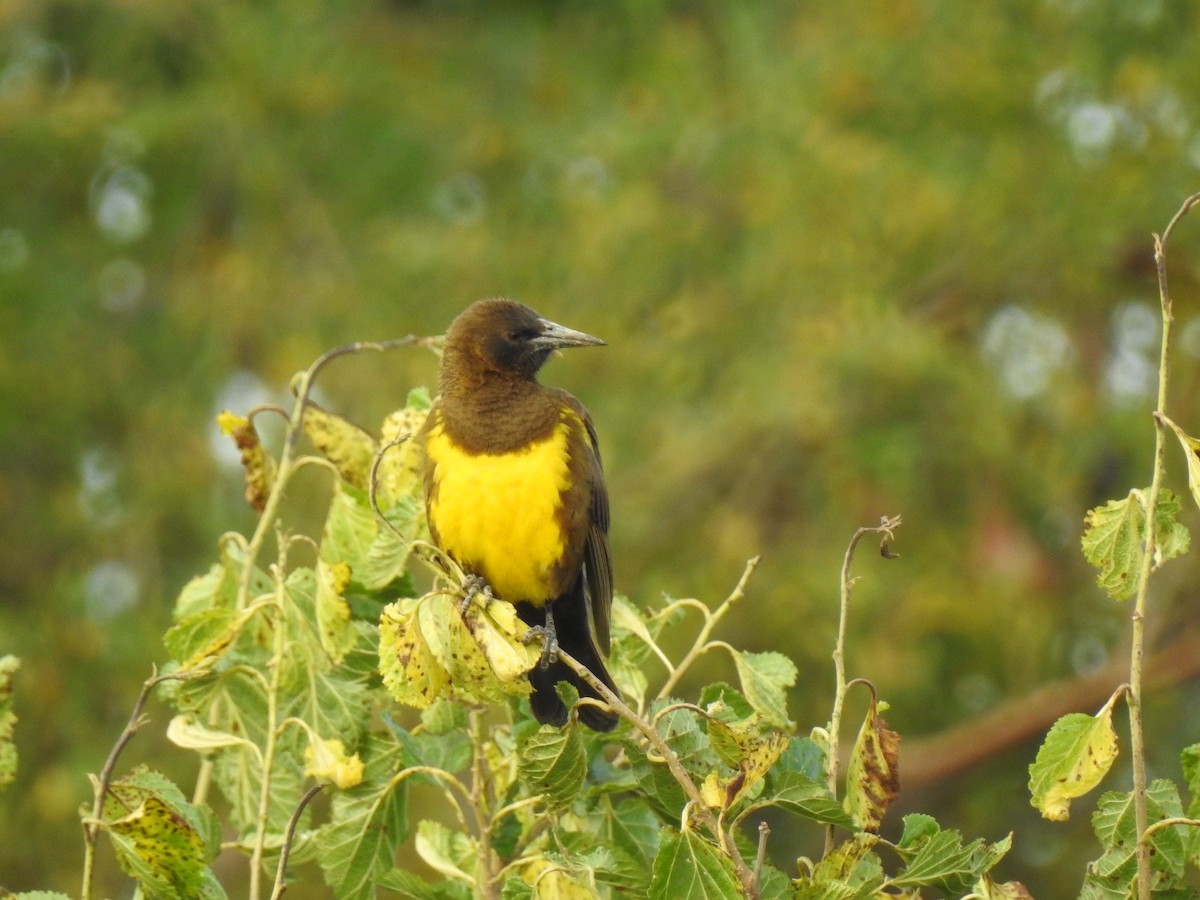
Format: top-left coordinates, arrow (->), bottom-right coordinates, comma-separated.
424,415 -> 576,603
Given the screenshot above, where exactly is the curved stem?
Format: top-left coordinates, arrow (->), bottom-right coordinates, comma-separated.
81,668 -> 177,900
1126,195 -> 1199,899
558,648 -> 758,898
269,784 -> 325,900
825,516 -> 901,857
657,557 -> 759,700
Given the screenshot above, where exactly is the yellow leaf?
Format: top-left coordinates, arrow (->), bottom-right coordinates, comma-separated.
1159,413 -> 1200,513
316,558 -> 355,662
1029,693 -> 1119,821
302,403 -> 378,490
843,688 -> 901,833
166,715 -> 260,759
520,857 -> 596,899
217,410 -> 277,512
463,596 -> 539,684
374,405 -> 430,507
303,735 -> 364,790
700,771 -> 725,809
379,597 -> 451,709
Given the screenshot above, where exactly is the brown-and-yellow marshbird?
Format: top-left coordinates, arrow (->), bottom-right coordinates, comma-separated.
418,298 -> 619,731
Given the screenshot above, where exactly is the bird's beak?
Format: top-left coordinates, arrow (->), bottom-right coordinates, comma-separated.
531,318 -> 606,351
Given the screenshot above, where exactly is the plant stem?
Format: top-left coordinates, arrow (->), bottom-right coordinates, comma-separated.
825,516 -> 900,857
248,564 -> 288,900
269,784 -> 324,900
469,709 -> 500,900
81,668 -> 174,900
558,649 -> 759,898
656,556 -> 759,700
1127,192 -> 1199,899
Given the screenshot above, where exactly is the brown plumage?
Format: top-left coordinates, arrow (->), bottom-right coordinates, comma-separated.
418,298 -> 620,731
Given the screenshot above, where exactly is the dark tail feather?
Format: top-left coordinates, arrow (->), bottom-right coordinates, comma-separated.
517,593 -> 620,732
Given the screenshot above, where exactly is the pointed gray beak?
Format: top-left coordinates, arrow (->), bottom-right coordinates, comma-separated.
530,317 -> 606,351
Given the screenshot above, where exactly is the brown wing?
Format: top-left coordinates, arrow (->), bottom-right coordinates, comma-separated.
578,403 -> 613,655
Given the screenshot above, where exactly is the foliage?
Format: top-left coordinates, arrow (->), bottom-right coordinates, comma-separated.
4,345 -> 1025,898
5,1 -> 1200,894
1031,196 -> 1200,896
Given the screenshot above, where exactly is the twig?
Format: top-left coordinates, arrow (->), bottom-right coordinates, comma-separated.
469,709 -> 500,900
557,648 -> 759,898
81,667 -> 180,900
825,516 -> 900,857
754,821 -> 770,890
1128,192 -> 1200,900
269,784 -> 324,900
656,556 -> 760,700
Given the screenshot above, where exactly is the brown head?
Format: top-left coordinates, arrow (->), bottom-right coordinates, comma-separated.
440,298 -> 605,393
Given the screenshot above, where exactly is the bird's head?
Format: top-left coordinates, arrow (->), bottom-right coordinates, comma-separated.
445,298 -> 605,381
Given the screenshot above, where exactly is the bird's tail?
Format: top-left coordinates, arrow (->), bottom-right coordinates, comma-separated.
517,594 -> 620,732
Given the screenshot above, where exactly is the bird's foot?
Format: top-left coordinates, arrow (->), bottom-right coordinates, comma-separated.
522,613 -> 560,670
460,573 -> 494,614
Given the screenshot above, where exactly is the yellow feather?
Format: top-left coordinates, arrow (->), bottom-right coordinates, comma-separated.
424,415 -> 576,604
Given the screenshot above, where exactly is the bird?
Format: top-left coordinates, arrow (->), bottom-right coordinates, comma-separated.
417,298 -> 620,731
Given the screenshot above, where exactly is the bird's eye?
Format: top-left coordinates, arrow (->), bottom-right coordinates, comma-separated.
507,328 -> 540,343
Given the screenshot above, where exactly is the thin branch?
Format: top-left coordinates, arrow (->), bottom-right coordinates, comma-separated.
656,556 -> 760,699
469,709 -> 500,900
269,784 -> 325,900
825,516 -> 900,857
557,648 -> 759,898
1127,193 -> 1199,900
81,667 -> 182,900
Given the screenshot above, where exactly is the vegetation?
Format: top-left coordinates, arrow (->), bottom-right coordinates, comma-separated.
4,0 -> 1200,896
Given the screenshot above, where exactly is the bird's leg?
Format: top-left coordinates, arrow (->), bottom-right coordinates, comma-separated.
460,573 -> 494,614
537,608 -> 559,670
521,608 -> 560,670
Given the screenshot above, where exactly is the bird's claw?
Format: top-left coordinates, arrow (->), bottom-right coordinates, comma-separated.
522,622 -> 560,670
460,573 -> 494,614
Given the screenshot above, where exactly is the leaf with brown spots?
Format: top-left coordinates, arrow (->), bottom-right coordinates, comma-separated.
217,410 -> 276,512
1028,690 -> 1119,821
843,687 -> 901,833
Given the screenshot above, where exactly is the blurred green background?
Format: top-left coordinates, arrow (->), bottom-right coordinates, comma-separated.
3,0 -> 1200,895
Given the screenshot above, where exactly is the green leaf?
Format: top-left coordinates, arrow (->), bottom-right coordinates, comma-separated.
730,650 -> 796,728
415,819 -> 478,886
0,655 -> 18,791
649,828 -> 743,900
1181,743 -> 1200,818
1081,489 -> 1190,601
420,699 -> 468,736
518,724 -> 587,809
651,702 -> 723,781
748,769 -> 856,829
561,829 -> 651,899
889,825 -> 993,896
792,833 -> 883,899
360,493 -> 425,589
1029,695 -> 1119,821
605,796 -> 663,864
163,607 -> 243,670
771,735 -> 827,784
375,867 -> 472,900
172,562 -> 238,620
316,733 -> 408,900
395,725 -> 472,776
95,768 -> 224,900
1090,780 -> 1189,881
